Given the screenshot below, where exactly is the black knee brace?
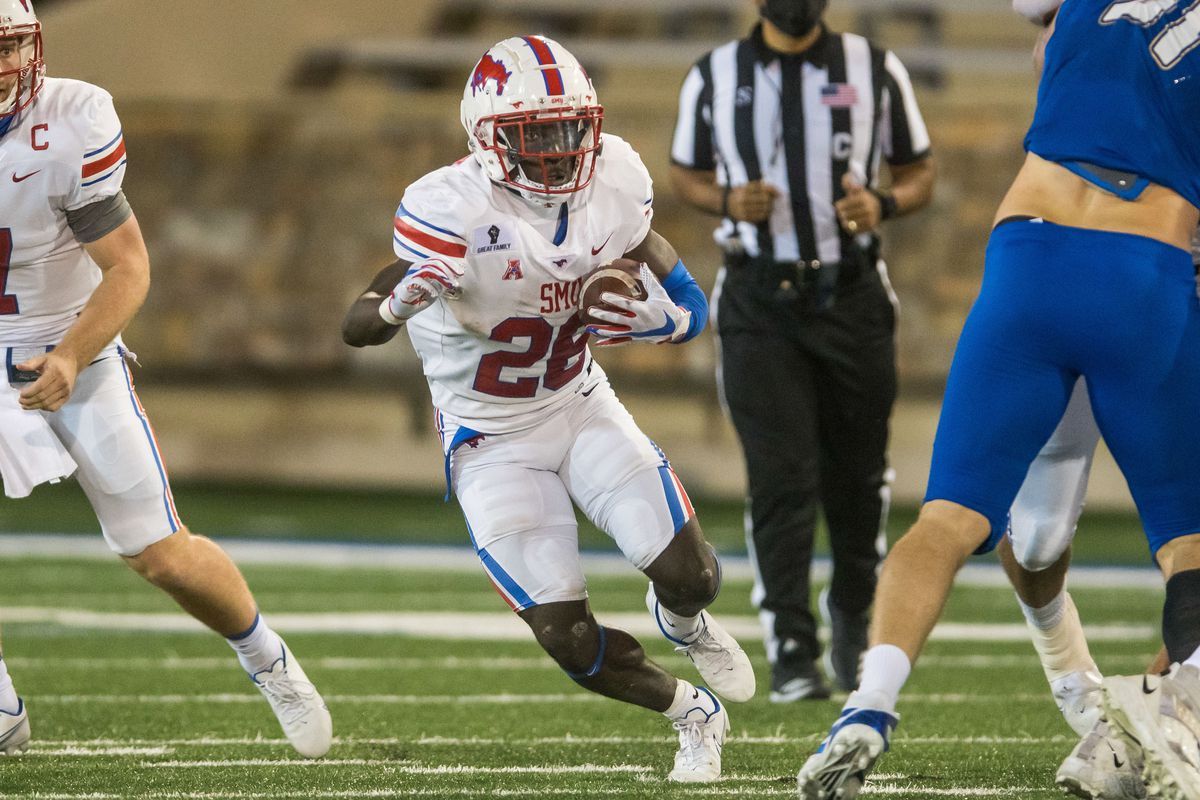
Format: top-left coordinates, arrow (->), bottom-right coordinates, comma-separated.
1163,568 -> 1200,664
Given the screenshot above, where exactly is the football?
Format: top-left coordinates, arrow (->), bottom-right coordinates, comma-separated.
577,258 -> 648,325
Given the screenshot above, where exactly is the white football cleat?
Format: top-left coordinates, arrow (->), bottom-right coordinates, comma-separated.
667,689 -> 730,783
0,700 -> 29,756
251,645 -> 332,758
1102,668 -> 1200,800
1053,669 -> 1105,738
1055,719 -> 1146,800
797,697 -> 898,800
647,586 -> 756,702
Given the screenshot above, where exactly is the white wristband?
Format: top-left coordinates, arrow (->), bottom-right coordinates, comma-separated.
378,296 -> 405,326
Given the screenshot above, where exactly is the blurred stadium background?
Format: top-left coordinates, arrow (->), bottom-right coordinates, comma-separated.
10,0 -> 1137,528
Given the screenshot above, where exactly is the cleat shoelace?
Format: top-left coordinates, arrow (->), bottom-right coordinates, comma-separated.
676,627 -> 735,671
672,719 -> 712,772
258,673 -> 319,726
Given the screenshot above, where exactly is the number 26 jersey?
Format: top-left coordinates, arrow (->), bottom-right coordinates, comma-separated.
393,133 -> 655,434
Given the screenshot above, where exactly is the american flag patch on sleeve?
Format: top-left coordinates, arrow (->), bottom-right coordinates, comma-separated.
820,84 -> 858,107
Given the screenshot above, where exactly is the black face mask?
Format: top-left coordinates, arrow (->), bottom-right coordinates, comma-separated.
761,0 -> 828,38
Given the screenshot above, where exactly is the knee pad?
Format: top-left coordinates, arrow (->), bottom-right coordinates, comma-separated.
1008,519 -> 1073,573
1163,569 -> 1200,664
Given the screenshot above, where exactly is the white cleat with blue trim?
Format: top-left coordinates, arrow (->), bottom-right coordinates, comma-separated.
668,688 -> 730,783
0,700 -> 30,756
647,585 -> 756,703
251,645 -> 332,759
797,697 -> 899,799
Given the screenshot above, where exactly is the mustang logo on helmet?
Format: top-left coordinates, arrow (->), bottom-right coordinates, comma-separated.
470,54 -> 511,97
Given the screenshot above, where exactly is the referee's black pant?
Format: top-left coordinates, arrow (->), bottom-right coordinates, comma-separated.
716,258 -> 897,667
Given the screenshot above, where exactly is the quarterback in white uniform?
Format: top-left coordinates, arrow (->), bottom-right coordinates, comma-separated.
344,35 -> 755,782
0,0 -> 330,758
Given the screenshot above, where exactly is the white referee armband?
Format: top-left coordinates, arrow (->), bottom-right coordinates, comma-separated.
1013,0 -> 1062,24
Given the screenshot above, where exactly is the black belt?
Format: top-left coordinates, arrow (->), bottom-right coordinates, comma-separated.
724,252 -> 868,309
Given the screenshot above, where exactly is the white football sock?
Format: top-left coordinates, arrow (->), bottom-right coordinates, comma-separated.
647,584 -> 703,645
0,655 -> 19,714
851,644 -> 910,714
1018,591 -> 1098,683
663,678 -> 720,722
226,614 -> 286,676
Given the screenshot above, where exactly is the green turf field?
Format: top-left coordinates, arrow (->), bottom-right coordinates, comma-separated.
0,478 -> 1156,565
0,544 -> 1164,799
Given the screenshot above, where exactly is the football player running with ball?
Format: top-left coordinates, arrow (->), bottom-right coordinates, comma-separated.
0,0 -> 330,758
343,36 -> 753,782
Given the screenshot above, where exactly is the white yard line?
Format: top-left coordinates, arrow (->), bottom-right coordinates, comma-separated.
3,653 -> 1154,671
0,782 -> 1038,799
25,691 -> 1062,705
0,606 -> 1158,642
0,533 -> 1163,589
32,746 -> 173,756
141,761 -> 652,772
0,791 -> 790,800
0,792 -> 798,800
27,734 -> 1073,750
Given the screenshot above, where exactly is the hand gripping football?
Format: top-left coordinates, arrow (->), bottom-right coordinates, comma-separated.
577,258 -> 648,325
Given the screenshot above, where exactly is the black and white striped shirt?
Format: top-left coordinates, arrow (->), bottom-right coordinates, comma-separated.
671,24 -> 930,264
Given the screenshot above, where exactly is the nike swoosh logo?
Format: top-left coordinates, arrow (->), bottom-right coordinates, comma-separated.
1143,676 -> 1159,695
591,232 -> 614,255
1113,753 -> 1125,769
12,170 -> 40,182
581,386 -> 595,397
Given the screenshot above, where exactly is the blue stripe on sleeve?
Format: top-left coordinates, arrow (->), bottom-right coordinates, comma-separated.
398,203 -> 465,241
85,129 -> 123,158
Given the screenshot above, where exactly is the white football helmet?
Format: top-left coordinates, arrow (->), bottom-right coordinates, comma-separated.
0,0 -> 42,119
460,35 -> 603,205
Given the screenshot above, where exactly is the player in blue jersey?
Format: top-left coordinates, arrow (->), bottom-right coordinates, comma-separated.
798,2 -> 1200,798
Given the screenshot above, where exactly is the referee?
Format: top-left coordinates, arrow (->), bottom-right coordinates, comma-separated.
670,0 -> 935,702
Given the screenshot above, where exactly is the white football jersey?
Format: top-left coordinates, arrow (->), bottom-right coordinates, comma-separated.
395,133 -> 655,433
0,77 -> 127,347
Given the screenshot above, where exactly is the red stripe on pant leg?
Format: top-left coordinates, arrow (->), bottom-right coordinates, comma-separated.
670,469 -> 695,520
122,359 -> 183,530
488,577 -> 520,611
